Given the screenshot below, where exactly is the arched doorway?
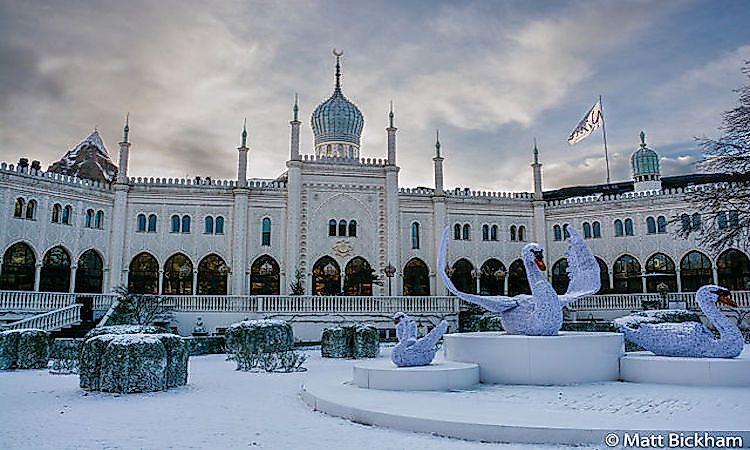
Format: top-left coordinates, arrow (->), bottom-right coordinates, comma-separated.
403,258 -> 430,296
551,258 -> 568,294
680,251 -> 712,292
595,257 -> 610,294
480,258 -> 506,295
613,254 -> 642,293
163,253 -> 193,295
645,253 -> 677,293
313,256 -> 341,295
250,255 -> 280,295
344,257 -> 373,296
450,258 -> 475,294
40,246 -> 71,292
128,252 -> 159,294
717,249 -> 750,290
508,259 -> 530,296
0,242 -> 36,291
197,254 -> 229,295
75,250 -> 103,293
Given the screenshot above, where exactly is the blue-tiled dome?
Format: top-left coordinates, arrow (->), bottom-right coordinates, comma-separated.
631,131 -> 660,177
311,57 -> 364,147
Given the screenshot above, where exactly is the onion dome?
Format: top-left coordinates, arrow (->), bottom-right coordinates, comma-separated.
311,51 -> 364,158
631,130 -> 660,180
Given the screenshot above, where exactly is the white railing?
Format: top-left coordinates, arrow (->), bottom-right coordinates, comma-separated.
568,294 -> 656,311
1,304 -> 82,331
0,291 -> 117,312
669,291 -> 750,310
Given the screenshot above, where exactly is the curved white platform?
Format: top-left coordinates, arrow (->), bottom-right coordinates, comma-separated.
443,331 -> 623,385
620,345 -> 750,387
352,359 -> 479,391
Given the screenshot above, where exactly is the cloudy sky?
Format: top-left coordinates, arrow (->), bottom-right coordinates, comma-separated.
1,0 -> 748,192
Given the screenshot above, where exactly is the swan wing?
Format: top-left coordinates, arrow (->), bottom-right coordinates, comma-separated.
438,226 -> 520,312
559,226 -> 601,306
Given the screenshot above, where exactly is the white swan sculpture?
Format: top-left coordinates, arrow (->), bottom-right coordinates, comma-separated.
390,312 -> 449,367
438,225 -> 600,336
617,285 -> 743,358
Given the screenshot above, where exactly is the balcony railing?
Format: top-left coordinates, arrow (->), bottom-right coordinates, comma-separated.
0,304 -> 82,331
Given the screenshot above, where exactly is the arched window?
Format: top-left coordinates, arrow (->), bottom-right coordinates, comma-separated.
411,222 -> 420,249
128,252 -> 159,294
518,225 -> 526,242
624,218 -> 634,236
717,249 -> 750,291
551,258 -> 569,294
25,200 -> 36,220
613,254 -> 642,293
215,216 -> 224,234
480,258 -> 506,295
510,225 -> 517,242
728,211 -> 739,227
614,219 -> 624,237
403,258 -> 429,296
181,215 -> 191,233
171,215 -> 180,233
75,249 -> 103,293
450,259 -> 475,294
329,219 -> 337,237
40,246 -> 71,292
491,225 -> 498,241
338,219 -> 347,237
163,253 -> 193,295
95,210 -> 103,229
681,214 -> 691,232
563,224 -> 570,240
62,205 -> 71,224
482,224 -> 489,241
508,259 -> 530,296
657,216 -> 667,233
348,220 -> 357,237
718,211 -> 728,229
197,254 -> 229,295
344,256 -> 374,296
250,255 -> 280,295
583,222 -> 592,239
52,204 -> 62,223
147,214 -> 157,232
261,217 -> 271,246
204,216 -> 214,234
691,213 -> 701,231
0,242 -> 36,291
646,217 -> 656,234
553,225 -> 562,241
85,209 -> 94,228
595,257 -> 609,294
645,253 -> 677,293
593,221 -> 601,238
680,251 -> 712,292
137,214 -> 147,232
14,198 -> 24,218
313,256 -> 341,295
462,224 -> 471,240
454,224 -> 461,240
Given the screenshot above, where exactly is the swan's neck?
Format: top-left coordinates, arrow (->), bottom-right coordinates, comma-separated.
699,295 -> 741,339
522,256 -> 548,289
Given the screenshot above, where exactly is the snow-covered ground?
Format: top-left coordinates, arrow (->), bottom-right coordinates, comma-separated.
0,348 -> 586,450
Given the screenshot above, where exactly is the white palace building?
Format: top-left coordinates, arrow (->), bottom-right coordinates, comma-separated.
1,55 -> 748,338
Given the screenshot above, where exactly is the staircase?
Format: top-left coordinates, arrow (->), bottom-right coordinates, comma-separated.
50,320 -> 97,338
0,304 -> 83,332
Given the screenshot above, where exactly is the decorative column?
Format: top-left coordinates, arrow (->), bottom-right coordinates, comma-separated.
34,262 -> 42,291
675,268 -> 682,292
232,124 -> 250,294
384,107 -> 401,295
158,270 -> 164,294
69,265 -> 77,293
712,266 -> 719,285
237,120 -> 249,187
108,116 -> 132,291
432,131 -> 447,295
386,102 -> 397,165
290,95 -> 301,161
284,98 -> 303,294
192,269 -> 198,296
531,140 -> 547,247
116,114 -> 131,184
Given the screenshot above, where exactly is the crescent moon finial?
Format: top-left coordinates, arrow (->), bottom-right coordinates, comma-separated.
332,48 -> 343,57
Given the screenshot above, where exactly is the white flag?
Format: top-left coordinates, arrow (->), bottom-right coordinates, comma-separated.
568,99 -> 603,144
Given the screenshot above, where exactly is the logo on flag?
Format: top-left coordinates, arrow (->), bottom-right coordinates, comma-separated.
568,99 -> 603,144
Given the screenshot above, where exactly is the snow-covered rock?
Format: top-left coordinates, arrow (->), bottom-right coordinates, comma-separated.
100,335 -> 167,393
225,320 -> 293,355
0,329 -> 51,370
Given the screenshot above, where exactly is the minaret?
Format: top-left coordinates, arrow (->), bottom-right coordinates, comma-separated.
386,101 -> 397,165
530,139 -> 547,247
237,119 -> 249,187
290,94 -> 301,161
531,138 -> 543,197
433,130 -> 444,196
431,129 -> 447,295
116,114 -> 131,184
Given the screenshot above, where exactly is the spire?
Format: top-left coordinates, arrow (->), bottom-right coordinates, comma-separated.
293,93 -> 299,122
122,113 -> 130,144
640,130 -> 647,147
533,138 -> 539,164
388,101 -> 394,128
435,129 -> 441,158
333,49 -> 343,93
241,118 -> 248,148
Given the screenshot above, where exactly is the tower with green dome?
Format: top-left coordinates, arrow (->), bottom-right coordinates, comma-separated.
631,130 -> 662,192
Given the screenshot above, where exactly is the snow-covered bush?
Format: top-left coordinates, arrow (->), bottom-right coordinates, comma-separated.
320,324 -> 379,359
80,334 -> 118,390
156,334 -> 189,388
477,314 -> 504,332
352,324 -> 379,358
100,335 -> 167,393
0,329 -> 51,370
184,336 -> 225,355
224,320 -> 293,355
230,348 -> 307,373
49,338 -> 82,374
84,325 -> 170,341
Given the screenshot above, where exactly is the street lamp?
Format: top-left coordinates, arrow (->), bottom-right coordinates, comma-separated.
384,263 -> 396,296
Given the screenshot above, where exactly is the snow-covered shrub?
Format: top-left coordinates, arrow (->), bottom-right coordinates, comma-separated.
156,334 -> 189,388
477,314 -> 504,332
320,324 -> 379,359
352,324 -> 379,358
230,348 -> 307,373
49,338 -> 82,374
100,334 -> 167,393
184,336 -> 225,355
224,320 -> 293,355
80,334 -> 119,390
84,325 -> 169,341
0,329 -> 51,370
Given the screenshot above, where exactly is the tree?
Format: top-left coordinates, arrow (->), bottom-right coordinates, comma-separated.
679,61 -> 750,252
289,267 -> 305,295
111,285 -> 173,325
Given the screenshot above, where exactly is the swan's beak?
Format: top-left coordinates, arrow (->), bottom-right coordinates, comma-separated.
718,293 -> 737,307
535,257 -> 546,272
393,318 -> 401,325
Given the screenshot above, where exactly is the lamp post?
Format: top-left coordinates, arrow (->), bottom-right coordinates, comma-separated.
384,263 -> 396,296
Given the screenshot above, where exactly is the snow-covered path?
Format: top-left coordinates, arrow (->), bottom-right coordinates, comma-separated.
0,350 -> 585,450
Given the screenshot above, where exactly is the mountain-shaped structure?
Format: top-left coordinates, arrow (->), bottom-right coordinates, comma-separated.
48,130 -> 118,183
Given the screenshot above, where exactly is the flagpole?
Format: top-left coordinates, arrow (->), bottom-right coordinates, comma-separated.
600,95 -> 611,184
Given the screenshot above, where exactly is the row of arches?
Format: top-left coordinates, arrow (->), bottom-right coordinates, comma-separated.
328,219 -> 357,238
